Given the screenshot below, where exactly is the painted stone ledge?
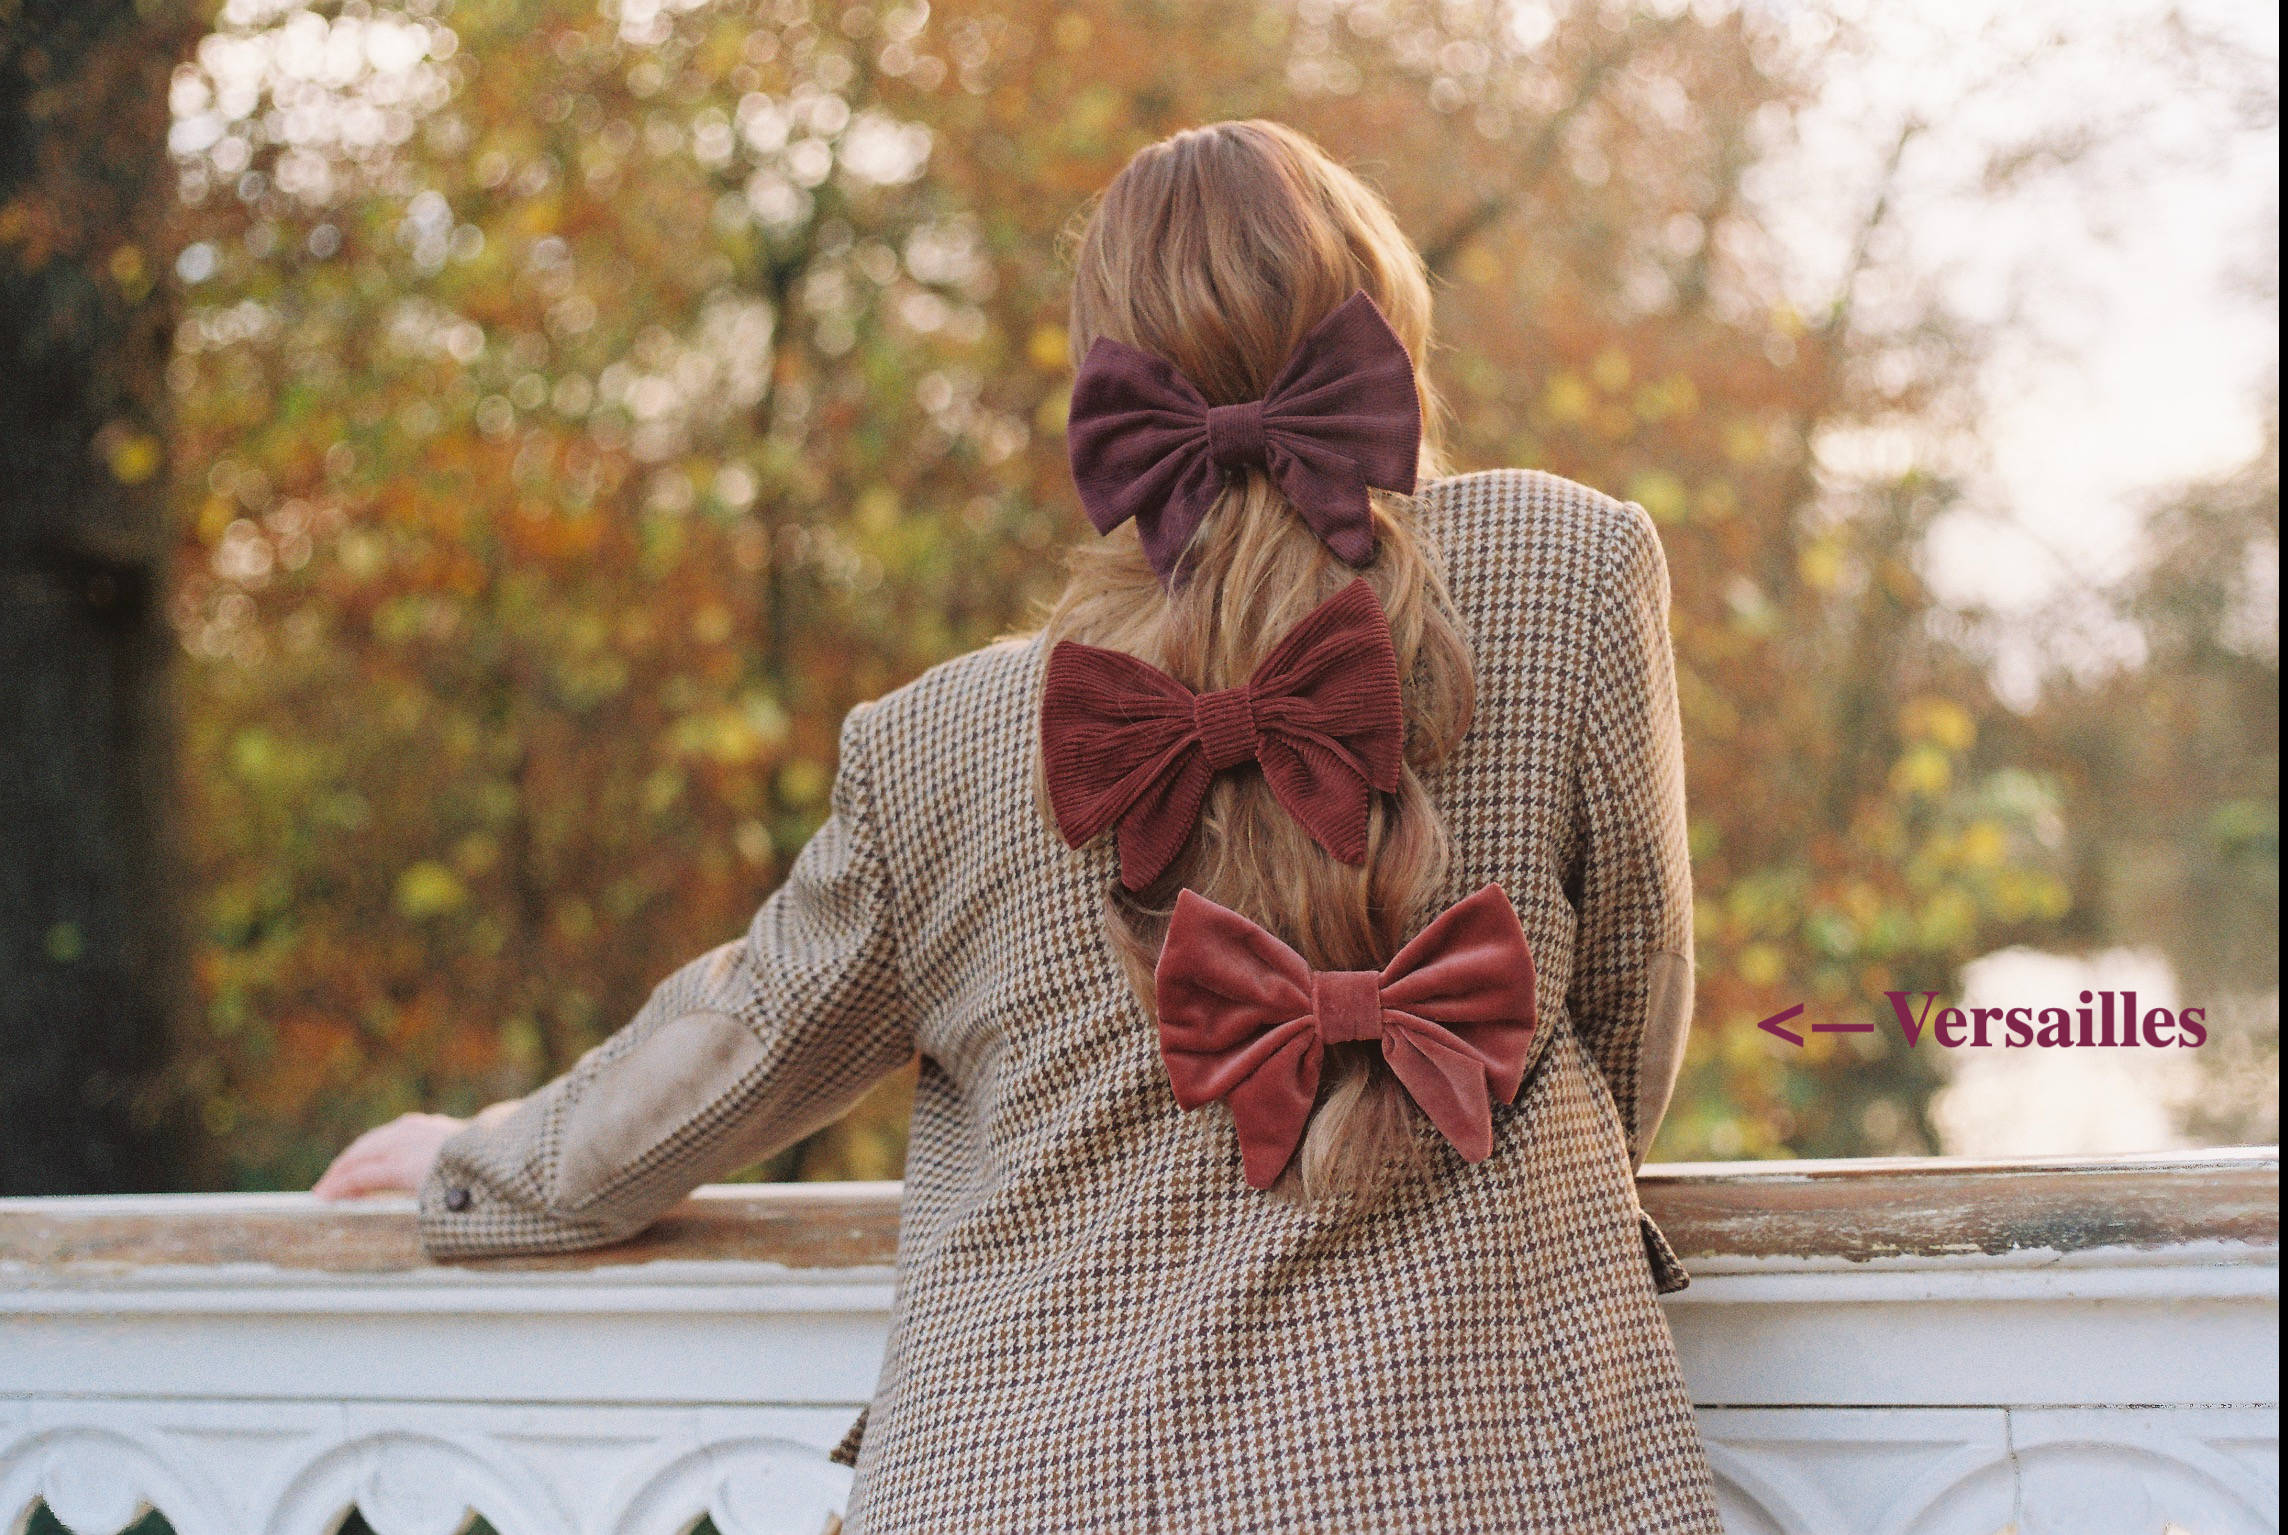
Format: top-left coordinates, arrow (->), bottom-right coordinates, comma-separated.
1,1150 -> 2277,1535
0,1179 -> 904,1277
2,1147 -> 2273,1277
1638,1147 -> 2281,1264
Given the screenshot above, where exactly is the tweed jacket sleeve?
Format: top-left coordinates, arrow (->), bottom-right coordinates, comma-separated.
417,702 -> 918,1258
1568,502 -> 1695,1166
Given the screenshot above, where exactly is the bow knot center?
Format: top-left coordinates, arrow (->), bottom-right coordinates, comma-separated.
1313,970 -> 1385,1044
1205,400 -> 1269,472
1193,685 -> 1260,770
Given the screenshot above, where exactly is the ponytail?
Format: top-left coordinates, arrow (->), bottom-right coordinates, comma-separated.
1040,123 -> 1476,1206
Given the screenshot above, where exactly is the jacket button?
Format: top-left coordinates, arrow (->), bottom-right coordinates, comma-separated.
443,1187 -> 473,1212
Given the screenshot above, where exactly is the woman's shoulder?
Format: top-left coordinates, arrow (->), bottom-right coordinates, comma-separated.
1416,467 -> 1655,571
1414,468 -> 1666,629
837,634 -> 1052,891
844,633 -> 1043,781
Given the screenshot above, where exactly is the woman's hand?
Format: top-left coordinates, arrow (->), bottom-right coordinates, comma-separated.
313,1110 -> 482,1199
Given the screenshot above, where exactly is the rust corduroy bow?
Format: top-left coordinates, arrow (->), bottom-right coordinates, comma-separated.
1155,885 -> 1539,1189
1039,578 -> 1403,891
1066,291 -> 1422,585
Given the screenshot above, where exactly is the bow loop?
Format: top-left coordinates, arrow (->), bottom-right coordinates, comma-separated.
1154,885 -> 1539,1189
1206,400 -> 1268,471
1068,292 -> 1422,585
1041,579 -> 1403,890
1311,971 -> 1383,1045
1192,685 -> 1260,771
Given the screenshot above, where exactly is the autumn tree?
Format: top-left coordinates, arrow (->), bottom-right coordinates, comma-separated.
162,0 -> 2094,1186
1,0 -> 199,1193
2004,404 -> 2280,1145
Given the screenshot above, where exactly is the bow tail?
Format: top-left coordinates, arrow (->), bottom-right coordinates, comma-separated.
1263,436 -> 1377,565
1155,889 -> 1327,1188
1113,753 -> 1217,889
1257,746 -> 1374,865
1380,1024 -> 1501,1163
1222,1050 -> 1322,1188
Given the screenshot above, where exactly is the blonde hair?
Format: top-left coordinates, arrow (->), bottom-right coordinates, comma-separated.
1042,121 -> 1476,1206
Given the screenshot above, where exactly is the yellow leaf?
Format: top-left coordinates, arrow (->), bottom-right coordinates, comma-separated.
552,896 -> 595,940
395,862 -> 469,919
857,485 -> 900,533
1541,373 -> 1592,424
643,764 -> 686,812
1736,943 -> 1785,986
1957,821 -> 2006,868
1901,696 -> 1975,751
1722,419 -> 1766,464
1627,469 -> 1689,525
106,431 -> 163,485
691,603 -> 734,644
778,757 -> 829,807
1889,745 -> 1951,798
1027,323 -> 1070,372
1918,888 -> 1977,947
1798,541 -> 1844,590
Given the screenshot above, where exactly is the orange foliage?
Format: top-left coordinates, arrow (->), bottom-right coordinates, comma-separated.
165,0 -> 2066,1186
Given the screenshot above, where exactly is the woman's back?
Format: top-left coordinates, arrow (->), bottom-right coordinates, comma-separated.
412,469 -> 1713,1531
866,468 -> 1688,1186
820,468 -> 1710,1529
393,119 -> 1720,1533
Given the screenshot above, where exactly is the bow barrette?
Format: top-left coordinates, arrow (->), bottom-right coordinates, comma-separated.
1067,290 -> 1423,586
1155,884 -> 1539,1189
1040,578 -> 1404,891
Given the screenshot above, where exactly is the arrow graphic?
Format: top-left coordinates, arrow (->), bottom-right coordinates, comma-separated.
1755,1003 -> 1807,1046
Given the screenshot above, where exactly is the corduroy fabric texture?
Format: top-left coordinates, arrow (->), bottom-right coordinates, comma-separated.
419,468 -> 1719,1533
1067,290 -> 1422,581
1039,576 -> 1404,889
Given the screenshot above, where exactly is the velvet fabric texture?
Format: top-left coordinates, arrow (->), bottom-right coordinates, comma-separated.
1038,577 -> 1404,891
1065,291 -> 1423,584
1155,884 -> 1539,1189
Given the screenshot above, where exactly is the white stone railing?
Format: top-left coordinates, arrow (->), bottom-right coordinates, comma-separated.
1,1149 -> 2276,1535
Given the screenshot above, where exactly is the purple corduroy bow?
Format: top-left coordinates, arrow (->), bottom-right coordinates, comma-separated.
1066,291 -> 1422,585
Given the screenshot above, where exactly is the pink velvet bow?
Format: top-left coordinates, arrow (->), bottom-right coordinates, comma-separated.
1154,884 -> 1539,1189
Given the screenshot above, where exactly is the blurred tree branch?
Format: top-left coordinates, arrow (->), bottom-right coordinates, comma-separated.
1420,20 -> 1673,280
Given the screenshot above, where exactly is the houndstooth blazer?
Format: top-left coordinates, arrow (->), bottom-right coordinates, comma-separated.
420,468 -> 1720,1533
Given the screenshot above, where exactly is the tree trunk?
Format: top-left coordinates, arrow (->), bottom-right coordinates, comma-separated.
0,1 -> 193,1193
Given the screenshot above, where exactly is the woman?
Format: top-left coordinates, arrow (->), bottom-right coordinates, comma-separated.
318,119 -> 1719,1532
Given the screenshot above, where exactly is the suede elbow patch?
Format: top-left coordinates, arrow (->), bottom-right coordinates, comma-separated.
1635,950 -> 1694,1154
553,1009 -> 765,1211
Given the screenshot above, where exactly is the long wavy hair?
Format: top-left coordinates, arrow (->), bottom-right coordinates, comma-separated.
1040,121 -> 1477,1206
